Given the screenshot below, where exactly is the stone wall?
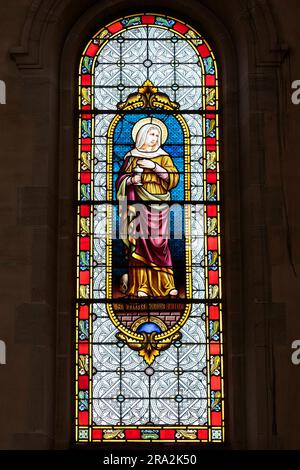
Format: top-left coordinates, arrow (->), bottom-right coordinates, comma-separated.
0,0 -> 299,450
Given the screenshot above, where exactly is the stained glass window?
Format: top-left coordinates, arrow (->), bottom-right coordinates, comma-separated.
76,13 -> 224,443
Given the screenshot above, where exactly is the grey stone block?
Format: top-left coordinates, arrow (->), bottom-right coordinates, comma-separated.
15,303 -> 53,346
12,433 -> 53,450
17,187 -> 54,227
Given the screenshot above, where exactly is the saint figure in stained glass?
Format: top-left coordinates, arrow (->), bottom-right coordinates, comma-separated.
116,118 -> 179,298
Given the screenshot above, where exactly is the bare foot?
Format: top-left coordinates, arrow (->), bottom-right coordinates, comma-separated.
137,290 -> 148,297
169,289 -> 178,296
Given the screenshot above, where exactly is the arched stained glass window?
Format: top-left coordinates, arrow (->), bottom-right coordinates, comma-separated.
76,13 -> 224,444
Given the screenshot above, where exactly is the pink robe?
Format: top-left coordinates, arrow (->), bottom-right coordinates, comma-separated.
116,152 -> 179,297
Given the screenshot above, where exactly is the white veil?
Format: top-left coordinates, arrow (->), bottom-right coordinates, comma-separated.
135,124 -> 161,150
126,123 -> 167,159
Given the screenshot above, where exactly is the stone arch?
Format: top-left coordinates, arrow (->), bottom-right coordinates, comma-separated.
10,0 -> 289,449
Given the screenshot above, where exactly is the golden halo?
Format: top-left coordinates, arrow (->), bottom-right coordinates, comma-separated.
132,117 -> 168,144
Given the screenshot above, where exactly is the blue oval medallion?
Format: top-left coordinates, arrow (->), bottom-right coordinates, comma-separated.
137,322 -> 161,334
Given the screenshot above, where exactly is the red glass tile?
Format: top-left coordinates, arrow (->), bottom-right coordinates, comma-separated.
82,114 -> 92,120
160,429 -> 176,439
81,75 -> 91,86
80,237 -> 90,251
209,305 -> 219,320
86,43 -> 99,57
78,342 -> 89,354
207,205 -> 217,217
125,429 -> 140,439
81,172 -> 91,184
211,411 -> 222,426
211,375 -> 221,390
209,270 -> 218,284
81,144 -> 91,152
92,429 -> 103,440
207,144 -> 216,151
210,342 -> 220,355
207,171 -> 217,183
197,44 -> 210,57
81,139 -> 92,152
79,305 -> 89,319
81,105 -> 91,111
206,137 -> 216,146
80,205 -> 90,217
79,375 -> 89,389
78,411 -> 89,425
205,75 -> 216,86
198,429 -> 208,439
207,237 -> 218,250
108,22 -> 123,34
80,270 -> 90,285
173,22 -> 189,34
141,15 -> 155,24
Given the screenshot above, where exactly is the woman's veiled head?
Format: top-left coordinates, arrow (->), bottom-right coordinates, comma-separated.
135,124 -> 161,151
